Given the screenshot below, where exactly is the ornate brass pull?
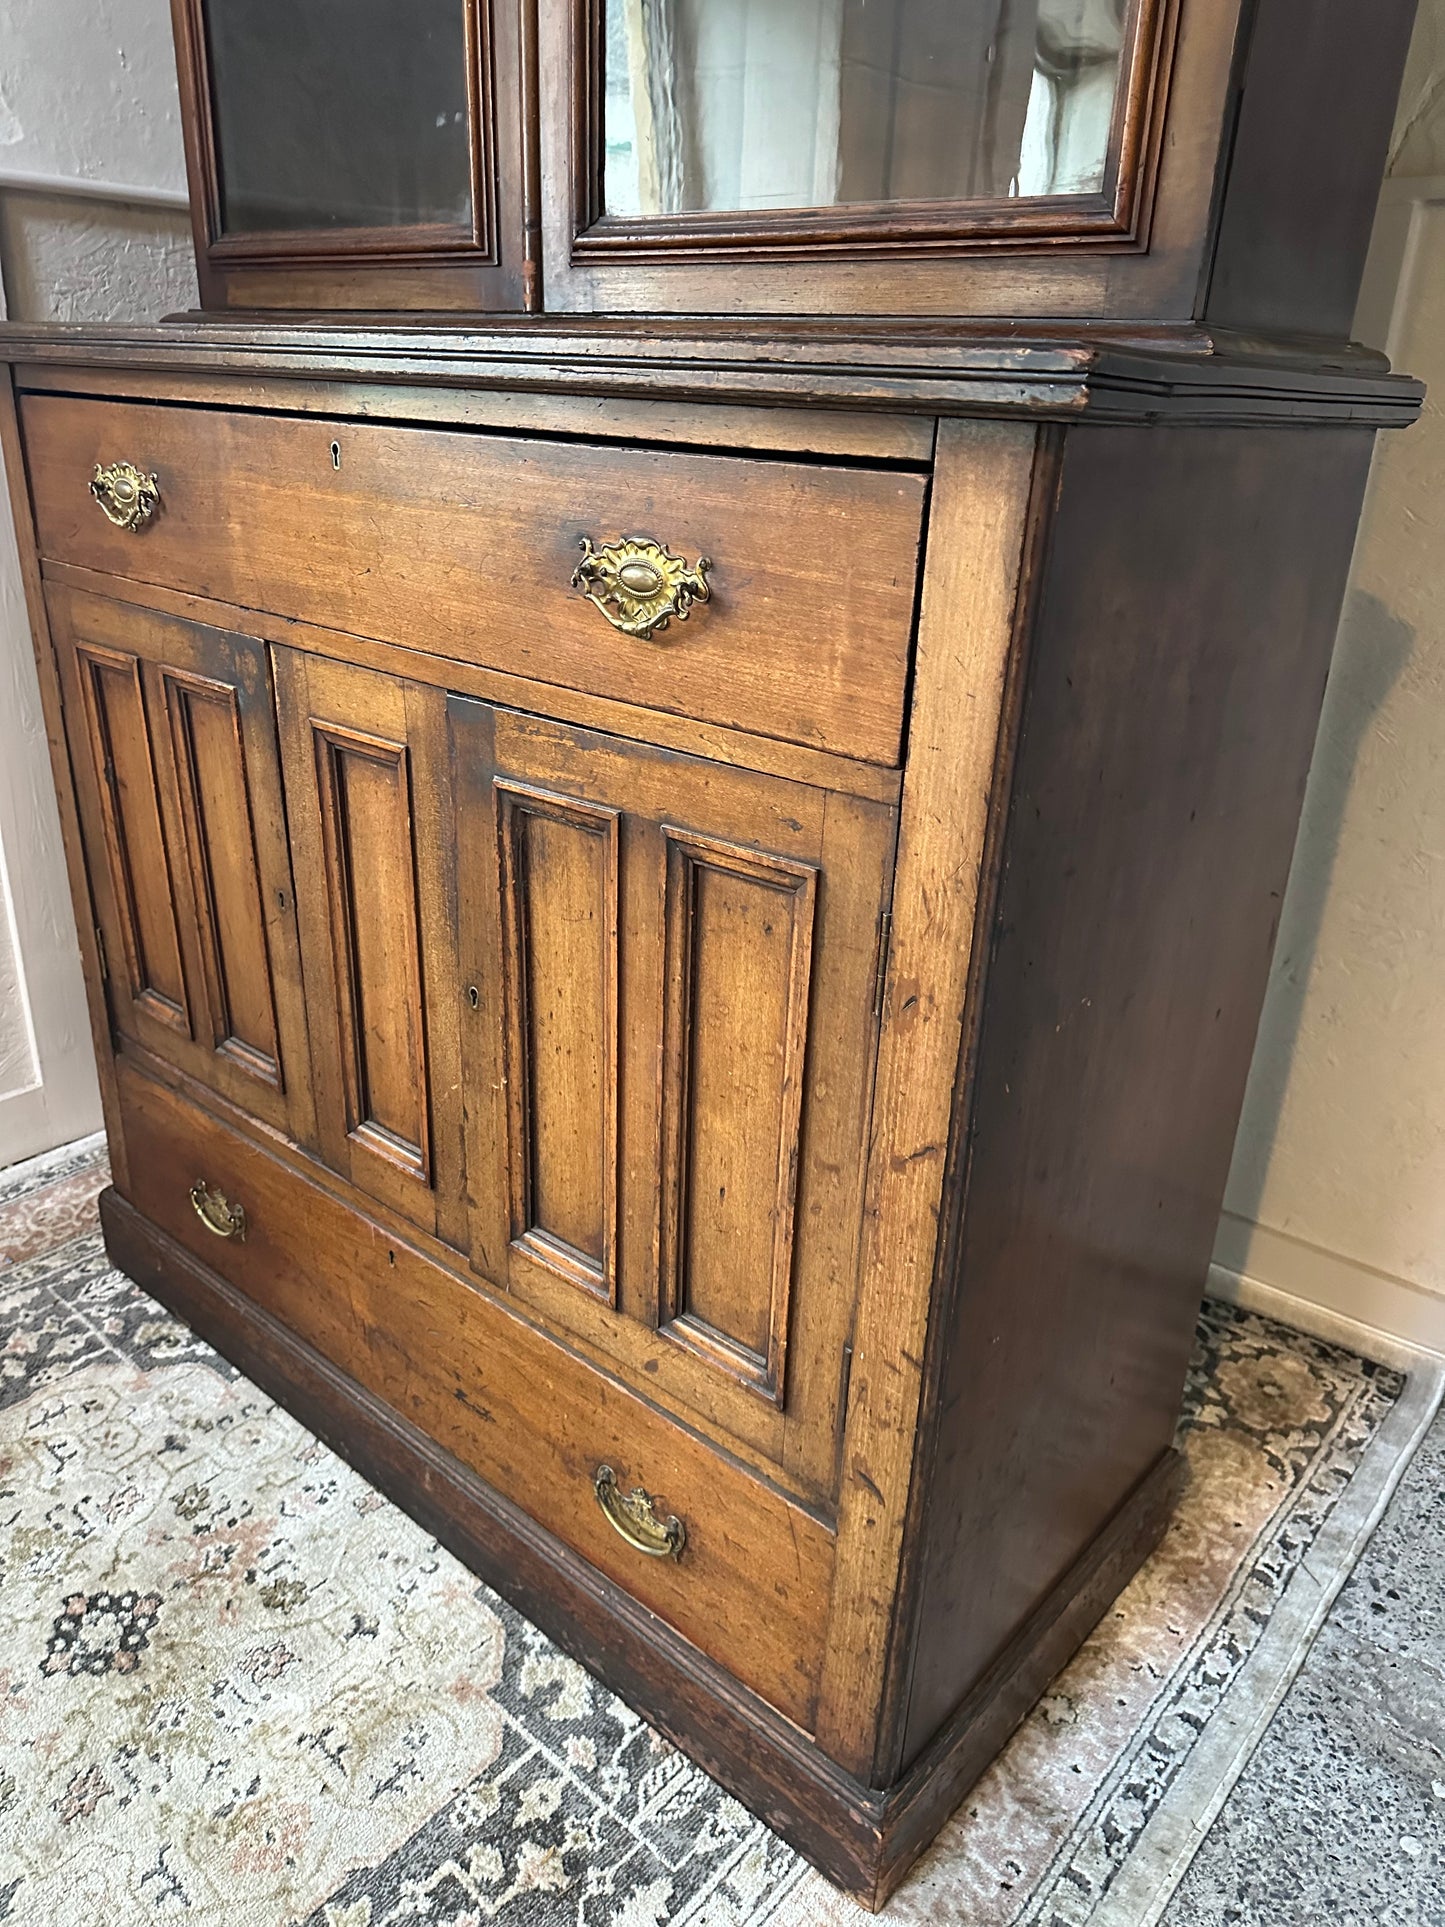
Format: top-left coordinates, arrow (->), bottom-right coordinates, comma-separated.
189,1181 -> 245,1241
572,536 -> 711,641
91,460 -> 159,532
594,1464 -> 687,1560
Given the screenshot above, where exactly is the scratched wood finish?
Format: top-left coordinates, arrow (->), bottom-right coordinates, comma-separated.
13,363 -> 937,464
814,420 -> 1046,1779
1,2 -> 1425,1880
273,648 -> 467,1248
899,423 -> 1381,1766
38,558 -> 905,809
47,584 -> 316,1145
456,703 -> 896,1502
116,1056 -> 834,1731
21,392 -> 926,766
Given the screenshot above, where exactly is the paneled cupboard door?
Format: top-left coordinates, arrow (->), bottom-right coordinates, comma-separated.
451,701 -> 897,1505
48,587 -> 316,1144
274,650 -> 467,1249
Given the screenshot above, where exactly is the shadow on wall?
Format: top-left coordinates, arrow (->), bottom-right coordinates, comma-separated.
1223,586 -> 1414,1229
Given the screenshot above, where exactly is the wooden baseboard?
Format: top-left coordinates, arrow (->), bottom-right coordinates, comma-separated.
101,1186 -> 1183,1910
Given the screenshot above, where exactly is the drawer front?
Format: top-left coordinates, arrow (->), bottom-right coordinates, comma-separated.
23,392 -> 925,765
114,1060 -> 834,1730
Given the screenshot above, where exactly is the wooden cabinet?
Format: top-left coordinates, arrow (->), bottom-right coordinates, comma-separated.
0,0 -> 1426,1907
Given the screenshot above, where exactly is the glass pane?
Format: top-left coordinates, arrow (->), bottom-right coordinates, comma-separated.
207,0 -> 473,234
604,0 -> 1130,219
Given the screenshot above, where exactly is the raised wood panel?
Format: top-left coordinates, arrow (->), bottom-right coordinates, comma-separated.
456,701 -> 895,1506
660,829 -> 817,1403
74,640 -> 189,1032
313,722 -> 431,1183
496,780 -> 620,1302
161,666 -> 280,1085
276,648 -> 466,1245
46,586 -> 317,1146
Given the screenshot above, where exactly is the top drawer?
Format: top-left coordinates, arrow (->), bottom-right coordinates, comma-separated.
21,392 -> 926,766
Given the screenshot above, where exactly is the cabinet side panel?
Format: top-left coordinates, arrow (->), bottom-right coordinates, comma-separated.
1204,0 -> 1417,338
902,423 -> 1376,1764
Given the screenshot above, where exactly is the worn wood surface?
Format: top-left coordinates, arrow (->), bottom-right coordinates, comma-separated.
101,1172 -> 1187,1908
22,392 -> 925,765
900,423 -> 1379,1763
272,648 -> 468,1248
1,323 -> 1423,429
114,1059 -> 835,1731
454,704 -> 896,1504
814,419 -> 1046,1779
13,363 -> 937,462
38,562 -> 904,807
46,585 -> 317,1147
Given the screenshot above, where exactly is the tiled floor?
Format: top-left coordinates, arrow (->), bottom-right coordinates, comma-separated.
1162,1400 -> 1445,1926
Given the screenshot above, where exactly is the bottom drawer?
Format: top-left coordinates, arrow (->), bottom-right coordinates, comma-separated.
113,1061 -> 834,1730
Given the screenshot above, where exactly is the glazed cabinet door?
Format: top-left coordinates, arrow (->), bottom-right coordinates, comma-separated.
273,649 -> 467,1248
48,586 -> 316,1143
174,0 -> 531,313
452,701 -> 897,1505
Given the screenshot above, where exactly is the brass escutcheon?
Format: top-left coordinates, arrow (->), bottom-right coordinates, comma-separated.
189,1181 -> 246,1241
90,460 -> 160,532
572,535 -> 712,641
594,1464 -> 687,1560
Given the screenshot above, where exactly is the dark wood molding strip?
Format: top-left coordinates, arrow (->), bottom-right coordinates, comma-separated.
0,320 -> 1422,429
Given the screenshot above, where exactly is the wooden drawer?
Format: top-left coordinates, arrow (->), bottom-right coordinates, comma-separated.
22,392 -> 925,765
113,1059 -> 834,1730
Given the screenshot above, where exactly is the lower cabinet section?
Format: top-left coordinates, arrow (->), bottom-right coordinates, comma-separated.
113,1057 -> 835,1732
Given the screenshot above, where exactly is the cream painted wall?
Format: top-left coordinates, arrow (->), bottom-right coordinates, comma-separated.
0,0 -> 193,1168
0,0 -> 187,196
1214,0 -> 1445,1361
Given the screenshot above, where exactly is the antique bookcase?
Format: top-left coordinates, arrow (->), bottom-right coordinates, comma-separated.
0,0 -> 1423,1905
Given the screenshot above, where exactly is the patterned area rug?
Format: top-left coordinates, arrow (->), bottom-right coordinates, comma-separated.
0,1142 -> 1424,1925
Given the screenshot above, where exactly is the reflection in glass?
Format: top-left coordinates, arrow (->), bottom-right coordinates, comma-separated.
208,0 -> 473,234
604,0 -> 1129,220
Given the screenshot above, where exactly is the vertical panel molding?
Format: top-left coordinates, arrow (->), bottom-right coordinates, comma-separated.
161,663 -> 282,1087
311,718 -> 432,1183
495,777 -> 620,1302
658,824 -> 818,1405
74,638 -> 190,1033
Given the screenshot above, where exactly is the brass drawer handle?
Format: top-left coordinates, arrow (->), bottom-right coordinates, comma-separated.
572,536 -> 711,641
91,460 -> 159,532
189,1181 -> 245,1241
594,1464 -> 687,1560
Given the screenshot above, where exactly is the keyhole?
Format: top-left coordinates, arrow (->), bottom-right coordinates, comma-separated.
467,985 -> 480,1010
330,441 -> 341,470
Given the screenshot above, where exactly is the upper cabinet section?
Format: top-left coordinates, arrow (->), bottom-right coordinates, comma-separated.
171,0 -> 531,311
167,0 -> 1419,334
207,0 -> 475,234
595,0 -> 1150,240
